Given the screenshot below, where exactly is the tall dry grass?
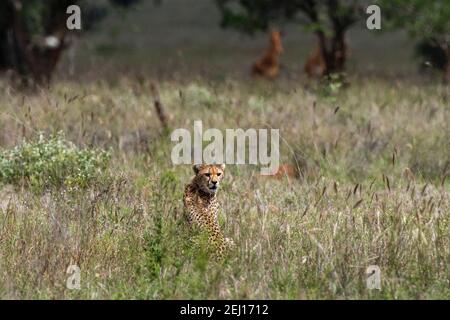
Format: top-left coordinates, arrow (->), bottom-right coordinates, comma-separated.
0,77 -> 449,299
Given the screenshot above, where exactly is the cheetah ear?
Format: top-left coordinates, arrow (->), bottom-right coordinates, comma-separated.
218,164 -> 225,171
193,164 -> 203,174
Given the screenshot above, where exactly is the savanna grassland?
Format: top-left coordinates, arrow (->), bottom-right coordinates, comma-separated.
0,76 -> 448,299
0,0 -> 449,300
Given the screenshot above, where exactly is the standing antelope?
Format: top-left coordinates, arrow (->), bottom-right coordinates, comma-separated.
252,29 -> 283,79
304,42 -> 326,77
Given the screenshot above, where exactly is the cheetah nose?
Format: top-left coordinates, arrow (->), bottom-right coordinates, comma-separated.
211,181 -> 218,185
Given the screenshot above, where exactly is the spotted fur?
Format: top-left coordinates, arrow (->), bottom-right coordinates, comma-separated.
183,164 -> 233,259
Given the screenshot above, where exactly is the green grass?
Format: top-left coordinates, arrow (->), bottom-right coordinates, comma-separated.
0,77 -> 449,299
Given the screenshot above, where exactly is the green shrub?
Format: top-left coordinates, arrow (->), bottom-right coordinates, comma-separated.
0,133 -> 110,190
317,73 -> 346,102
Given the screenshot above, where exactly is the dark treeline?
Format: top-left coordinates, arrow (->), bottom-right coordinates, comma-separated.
0,0 -> 449,85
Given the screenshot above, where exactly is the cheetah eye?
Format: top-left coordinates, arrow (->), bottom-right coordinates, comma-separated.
205,173 -> 210,177
217,172 -> 221,176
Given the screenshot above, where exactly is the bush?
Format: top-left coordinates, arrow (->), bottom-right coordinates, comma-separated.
0,133 -> 110,190
317,73 -> 346,102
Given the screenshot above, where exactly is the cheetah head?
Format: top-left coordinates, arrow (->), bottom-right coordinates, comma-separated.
193,164 -> 225,195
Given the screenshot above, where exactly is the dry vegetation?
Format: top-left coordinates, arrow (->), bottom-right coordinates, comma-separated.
0,77 -> 449,299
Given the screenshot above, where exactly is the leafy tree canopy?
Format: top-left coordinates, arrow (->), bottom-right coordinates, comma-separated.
379,0 -> 450,43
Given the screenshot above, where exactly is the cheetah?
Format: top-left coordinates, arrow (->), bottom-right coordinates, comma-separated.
183,164 -> 234,259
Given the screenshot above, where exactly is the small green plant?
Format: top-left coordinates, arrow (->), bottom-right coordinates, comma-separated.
0,133 -> 110,190
317,73 -> 346,101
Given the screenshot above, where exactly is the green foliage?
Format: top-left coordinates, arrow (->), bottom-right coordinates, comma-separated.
14,0 -> 138,36
378,0 -> 450,79
379,0 -> 450,41
0,133 -> 110,190
0,0 -> 143,83
317,73 -> 346,101
217,0 -> 285,33
216,0 -> 366,34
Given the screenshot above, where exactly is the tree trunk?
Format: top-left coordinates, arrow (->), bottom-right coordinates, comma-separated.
314,30 -> 348,76
331,30 -> 347,72
315,31 -> 333,76
5,0 -> 69,86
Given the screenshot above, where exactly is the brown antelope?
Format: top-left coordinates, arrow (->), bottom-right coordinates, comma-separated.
259,164 -> 298,182
252,29 -> 283,78
304,42 -> 326,77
